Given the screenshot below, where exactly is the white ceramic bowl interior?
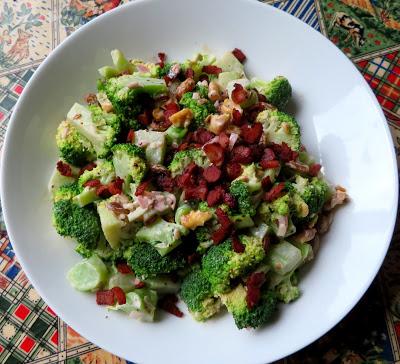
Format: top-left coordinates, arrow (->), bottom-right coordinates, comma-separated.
1,0 -> 398,363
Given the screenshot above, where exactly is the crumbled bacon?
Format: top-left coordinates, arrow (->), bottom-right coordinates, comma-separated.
212,226 -> 230,245
241,122 -> 263,144
185,68 -> 194,79
198,74 -> 209,83
232,109 -> 244,126
218,132 -> 230,150
135,180 -> 151,196
246,272 -> 266,309
96,185 -> 112,198
230,145 -> 253,164
107,177 -> 124,195
249,143 -> 264,162
187,253 -> 200,265
203,165 -> 222,183
202,65 -> 222,75
270,142 -> 298,162
159,294 -> 184,318
137,110 -> 152,126
262,235 -> 270,253
96,290 -> 115,305
261,176 -> 272,190
177,142 -> 189,151
155,173 -> 175,192
309,163 -> 321,177
111,287 -> 126,305
223,192 -> 236,209
260,160 -> 280,169
78,162 -> 96,176
203,143 -> 225,166
231,83 -> 248,105
184,186 -> 208,201
83,179 -> 101,188
207,188 -> 223,207
134,281 -> 146,289
126,129 -> 135,143
216,208 -> 231,228
116,262 -> 133,274
264,182 -> 286,202
163,102 -> 180,124
157,52 -> 166,68
225,162 -> 243,180
261,148 -> 276,162
232,48 -> 246,63
192,128 -> 214,145
231,234 -> 245,253
255,90 -> 267,103
56,161 -> 72,177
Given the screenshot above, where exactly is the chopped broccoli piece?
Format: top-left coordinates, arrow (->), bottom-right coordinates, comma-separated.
144,275 -> 180,294
98,49 -> 134,79
181,53 -> 216,81
229,180 -> 256,217
52,199 -> 101,250
293,176 -> 330,215
230,214 -> 254,229
215,52 -> 245,74
274,273 -> 300,303
127,242 -> 186,278
165,126 -> 188,145
256,109 -> 301,152
250,76 -> 292,110
168,148 -> 210,177
67,103 -> 120,158
219,284 -> 277,329
112,143 -> 147,188
53,182 -> 82,202
180,268 -> 222,321
56,120 -> 95,166
48,166 -> 76,197
78,160 -> 116,187
195,83 -> 208,98
179,92 -> 215,127
133,129 -> 166,165
195,226 -> 213,254
233,163 -> 262,193
202,236 -> 265,294
156,62 -> 172,78
266,241 -> 302,275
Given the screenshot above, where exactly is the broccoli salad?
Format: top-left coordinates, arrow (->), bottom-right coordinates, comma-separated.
49,48 -> 347,329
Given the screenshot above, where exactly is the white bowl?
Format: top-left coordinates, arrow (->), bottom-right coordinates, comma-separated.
1,0 -> 398,363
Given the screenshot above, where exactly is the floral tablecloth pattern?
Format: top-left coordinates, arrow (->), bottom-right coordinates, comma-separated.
0,0 -> 400,363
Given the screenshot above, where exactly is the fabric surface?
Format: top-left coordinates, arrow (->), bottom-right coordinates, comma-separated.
0,0 -> 399,363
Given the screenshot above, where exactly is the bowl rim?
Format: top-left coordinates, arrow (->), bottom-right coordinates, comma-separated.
1,0 -> 398,362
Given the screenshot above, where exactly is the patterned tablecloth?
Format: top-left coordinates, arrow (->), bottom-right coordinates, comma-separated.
0,0 -> 399,363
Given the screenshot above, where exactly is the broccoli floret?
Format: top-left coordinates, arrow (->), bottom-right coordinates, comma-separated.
112,144 -> 147,189
127,243 -> 186,278
219,284 -> 277,329
195,83 -> 208,98
233,163 -> 262,193
98,74 -> 167,121
78,160 -> 116,187
195,226 -> 213,254
156,62 -> 172,78
229,180 -> 256,217
179,92 -> 215,127
275,274 -> 300,303
202,236 -> 265,294
293,176 -> 330,215
56,120 -> 95,166
256,109 -> 301,152
67,103 -> 120,158
250,76 -> 292,110
52,199 -> 101,250
168,148 -> 210,177
98,49 -> 134,79
180,268 -> 222,321
54,182 -> 82,202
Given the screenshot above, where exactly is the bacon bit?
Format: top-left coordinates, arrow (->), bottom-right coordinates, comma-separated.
157,52 -> 166,68
198,177 -> 208,187
96,290 -> 115,305
261,148 -> 276,162
108,177 -> 124,195
184,186 -> 208,201
96,185 -> 111,198
264,182 -> 286,202
231,234 -> 245,253
225,162 -> 243,180
212,225 -> 230,245
126,129 -> 135,143
164,102 -> 180,124
177,142 -> 189,151
255,90 -> 267,103
271,142 -> 298,162
249,143 -> 264,162
241,122 -> 263,144
261,176 -> 272,190
232,108 -> 244,126
309,163 -> 321,177
116,262 -> 133,274
230,145 -> 253,164
111,287 -> 126,305
203,165 -> 222,183
202,65 -> 222,75
192,128 -> 214,145
216,208 -> 231,228
218,132 -> 230,150
232,48 -> 246,63
137,110 -> 152,126
135,180 -> 151,196
78,162 -> 96,176
203,143 -> 225,166
83,179 -> 101,188
134,281 -> 146,289
185,68 -> 194,79
207,188 -> 223,207
246,272 -> 266,309
155,173 -> 175,192
260,160 -> 280,169
231,83 -> 248,105
223,192 -> 236,209
187,253 -> 200,265
198,74 -> 209,82
159,294 -> 184,318
262,235 -> 270,253
56,161 -> 72,177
